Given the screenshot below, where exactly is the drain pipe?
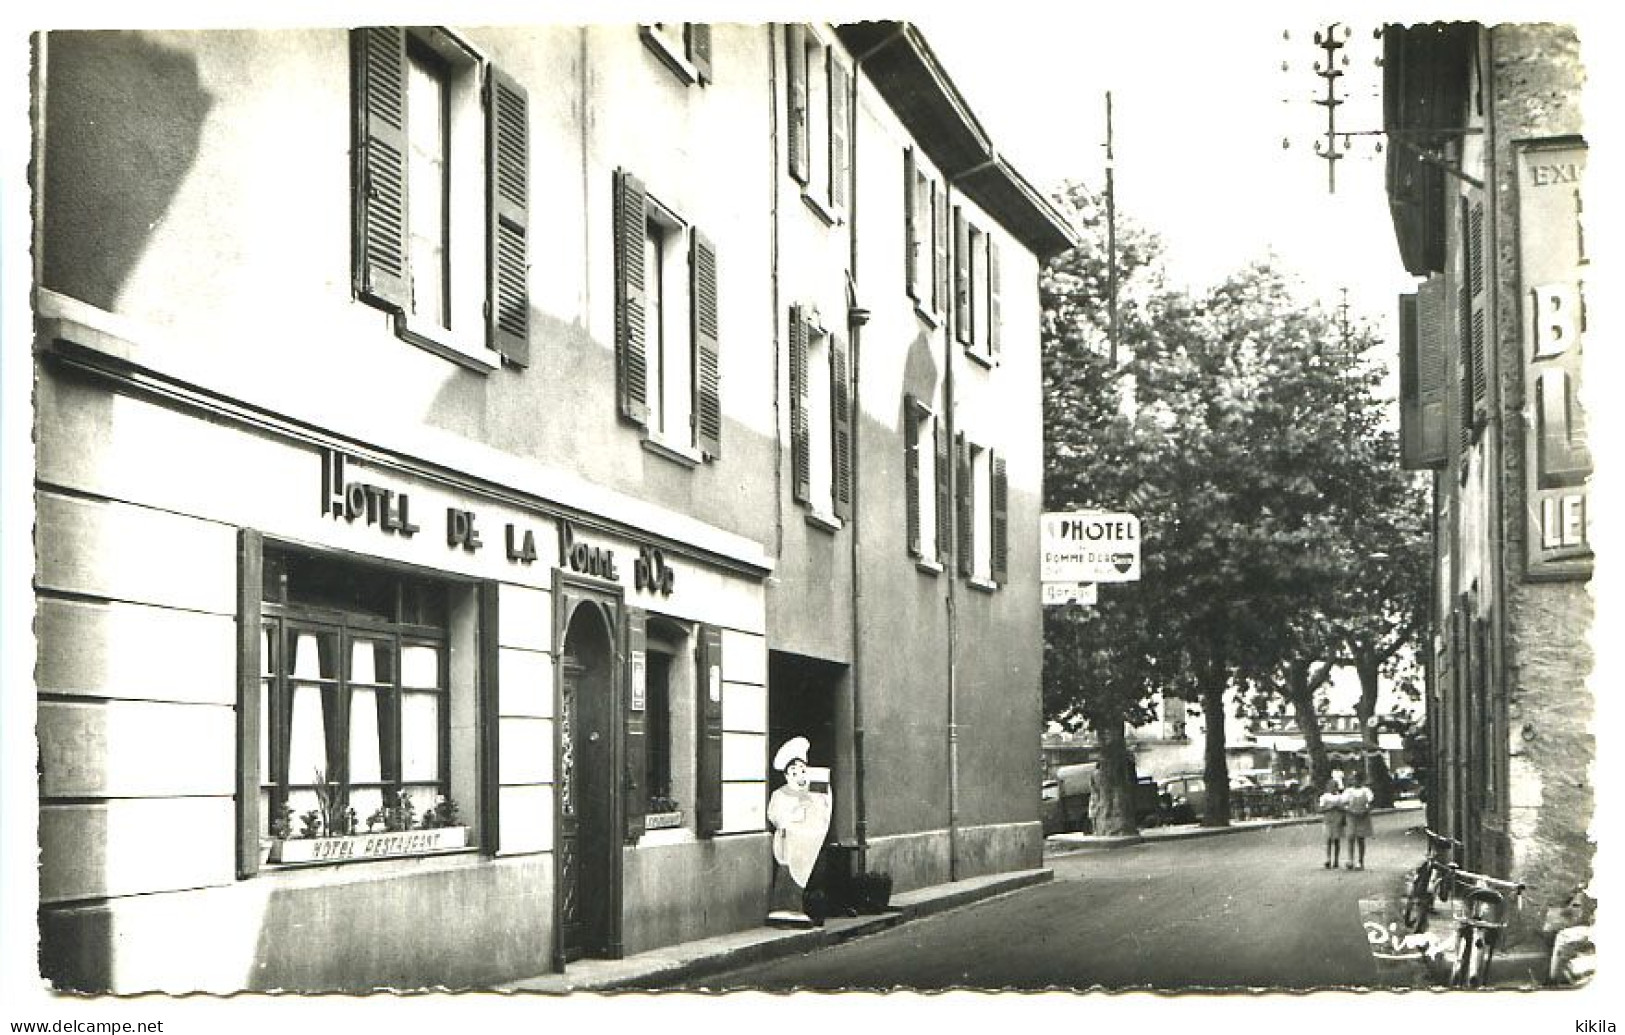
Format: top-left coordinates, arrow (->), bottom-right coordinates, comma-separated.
846,45 -> 870,859
943,186 -> 962,884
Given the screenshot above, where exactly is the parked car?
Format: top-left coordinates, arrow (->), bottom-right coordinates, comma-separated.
1040,779 -> 1065,835
1158,774 -> 1206,825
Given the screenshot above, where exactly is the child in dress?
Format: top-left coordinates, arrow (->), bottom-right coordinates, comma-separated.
1342,770 -> 1375,870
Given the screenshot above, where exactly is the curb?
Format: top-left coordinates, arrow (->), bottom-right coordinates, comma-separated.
1047,804 -> 1421,852
499,867 -> 1053,993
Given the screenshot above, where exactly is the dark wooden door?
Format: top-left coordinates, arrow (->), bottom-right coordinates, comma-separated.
559,626 -> 615,960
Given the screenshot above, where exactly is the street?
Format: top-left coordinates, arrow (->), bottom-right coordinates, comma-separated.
660,812 -> 1419,991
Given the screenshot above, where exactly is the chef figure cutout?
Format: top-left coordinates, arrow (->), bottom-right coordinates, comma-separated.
766,736 -> 832,927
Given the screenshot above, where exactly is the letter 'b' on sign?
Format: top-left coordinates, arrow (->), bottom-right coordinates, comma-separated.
1040,511 -> 1142,582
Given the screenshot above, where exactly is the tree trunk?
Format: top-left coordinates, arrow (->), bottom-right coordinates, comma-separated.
1354,650 -> 1396,808
1090,717 -> 1141,836
1199,682 -> 1231,827
1285,660 -> 1332,790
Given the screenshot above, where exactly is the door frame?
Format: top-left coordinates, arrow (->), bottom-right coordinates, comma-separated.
551,570 -> 627,970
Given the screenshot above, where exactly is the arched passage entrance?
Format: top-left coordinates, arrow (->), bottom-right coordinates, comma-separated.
556,590 -> 620,962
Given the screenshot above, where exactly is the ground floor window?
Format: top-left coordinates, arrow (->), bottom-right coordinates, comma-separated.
254,545 -> 477,860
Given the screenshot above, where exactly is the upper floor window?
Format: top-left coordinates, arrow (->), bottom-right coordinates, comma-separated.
954,208 -> 1002,364
904,149 -> 948,322
956,435 -> 1008,588
785,25 -> 849,222
641,23 -> 713,85
905,395 -> 950,568
614,169 -> 722,462
790,304 -> 852,527
352,27 -> 530,370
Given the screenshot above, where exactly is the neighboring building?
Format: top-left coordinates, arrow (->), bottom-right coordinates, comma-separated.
30,23 -> 1075,991
1385,23 -> 1592,946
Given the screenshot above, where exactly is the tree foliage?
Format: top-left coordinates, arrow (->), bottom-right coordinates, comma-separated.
1042,182 -> 1430,828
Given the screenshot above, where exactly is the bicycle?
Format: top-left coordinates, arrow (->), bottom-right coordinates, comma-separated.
1401,828 -> 1461,933
1441,865 -> 1526,988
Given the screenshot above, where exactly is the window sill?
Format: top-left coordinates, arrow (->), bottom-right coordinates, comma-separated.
804,509 -> 843,534
964,346 -> 996,370
643,435 -> 703,468
966,575 -> 999,593
640,26 -> 701,85
394,314 -> 499,373
264,825 -> 472,867
915,557 -> 944,576
914,303 -> 942,329
800,190 -> 842,227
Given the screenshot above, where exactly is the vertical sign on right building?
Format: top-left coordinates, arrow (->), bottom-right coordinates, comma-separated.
1518,138 -> 1591,578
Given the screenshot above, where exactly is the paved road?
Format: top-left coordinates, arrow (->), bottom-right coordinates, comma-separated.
672,811 -> 1418,991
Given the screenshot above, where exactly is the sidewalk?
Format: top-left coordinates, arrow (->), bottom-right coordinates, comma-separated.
1045,799 -> 1425,852
496,866 -> 1052,993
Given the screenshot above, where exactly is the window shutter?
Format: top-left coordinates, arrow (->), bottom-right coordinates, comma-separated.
1415,276 -> 1449,467
933,184 -> 948,316
904,396 -> 922,557
786,25 -> 809,185
1398,292 -> 1424,469
831,332 -> 852,520
1466,198 -> 1489,426
695,625 -> 724,837
790,306 -> 811,503
991,452 -> 1009,584
954,206 -> 971,345
987,236 -> 1002,358
236,529 -> 264,879
692,229 -> 722,459
623,608 -> 648,844
486,65 -> 530,367
935,417 -> 951,565
828,52 -> 849,212
903,148 -> 918,301
688,24 -> 713,84
956,434 -> 974,577
352,27 -> 411,313
614,169 -> 650,426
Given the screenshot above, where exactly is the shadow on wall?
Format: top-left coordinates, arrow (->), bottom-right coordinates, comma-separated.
42,31 -> 214,311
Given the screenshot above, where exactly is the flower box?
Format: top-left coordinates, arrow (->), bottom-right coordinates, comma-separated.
644,810 -> 684,831
269,826 -> 470,864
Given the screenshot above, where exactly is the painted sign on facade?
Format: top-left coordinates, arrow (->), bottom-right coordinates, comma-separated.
1040,511 -> 1141,582
1517,139 -> 1590,577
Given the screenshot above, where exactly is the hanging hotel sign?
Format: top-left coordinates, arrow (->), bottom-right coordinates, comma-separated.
1040,511 -> 1141,583
1517,138 -> 1591,579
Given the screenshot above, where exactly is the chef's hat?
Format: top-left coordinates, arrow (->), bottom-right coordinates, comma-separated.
773,736 -> 810,772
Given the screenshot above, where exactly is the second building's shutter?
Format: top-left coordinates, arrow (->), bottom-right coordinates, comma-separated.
614,169 -> 649,426
695,625 -> 724,837
692,230 -> 722,459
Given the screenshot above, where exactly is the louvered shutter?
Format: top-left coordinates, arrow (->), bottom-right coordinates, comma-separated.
623,608 -> 648,844
352,28 -> 411,313
487,66 -> 530,367
1398,293 -> 1424,469
956,434 -> 974,577
954,207 -> 971,345
903,149 -> 919,301
695,625 -> 724,837
831,332 -> 852,520
236,530 -> 264,878
688,24 -> 713,84
904,397 -> 922,557
828,52 -> 849,212
990,452 -> 1009,584
615,169 -> 650,426
935,417 -> 951,565
1466,198 -> 1489,426
933,184 -> 949,316
692,230 -> 722,459
988,237 -> 1002,358
1416,276 -> 1449,466
786,25 -> 809,185
790,306 -> 811,503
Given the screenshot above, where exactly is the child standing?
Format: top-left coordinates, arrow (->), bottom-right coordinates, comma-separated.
1318,779 -> 1346,869
1343,770 -> 1375,870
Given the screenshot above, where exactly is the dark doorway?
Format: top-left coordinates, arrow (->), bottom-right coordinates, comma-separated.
558,601 -> 616,961
766,652 -> 842,779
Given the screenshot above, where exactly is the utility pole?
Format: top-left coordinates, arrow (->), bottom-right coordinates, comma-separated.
1312,23 -> 1351,193
1105,91 -> 1119,368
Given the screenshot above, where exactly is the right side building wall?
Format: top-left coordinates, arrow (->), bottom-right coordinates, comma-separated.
1389,21 -> 1593,950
